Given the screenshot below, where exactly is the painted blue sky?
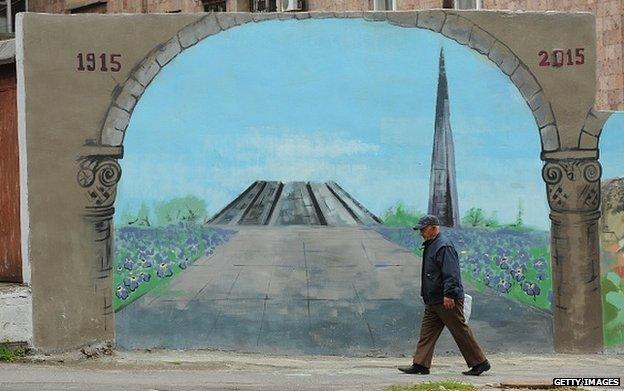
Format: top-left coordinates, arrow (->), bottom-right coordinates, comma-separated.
117,18 -> 552,229
601,112 -> 624,180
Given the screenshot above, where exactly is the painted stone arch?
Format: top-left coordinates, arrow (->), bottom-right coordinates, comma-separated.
99,11 -> 560,153
80,11 -> 606,353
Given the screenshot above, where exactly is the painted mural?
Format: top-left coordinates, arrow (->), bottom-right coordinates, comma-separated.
15,10 -> 609,353
111,18 -> 559,355
599,112 -> 624,348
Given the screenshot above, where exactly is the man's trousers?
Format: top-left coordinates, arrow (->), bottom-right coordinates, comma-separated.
412,300 -> 486,368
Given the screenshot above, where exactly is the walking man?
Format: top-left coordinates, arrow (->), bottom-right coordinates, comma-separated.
398,215 -> 490,376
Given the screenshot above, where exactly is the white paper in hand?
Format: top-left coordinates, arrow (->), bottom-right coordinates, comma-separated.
463,294 -> 473,322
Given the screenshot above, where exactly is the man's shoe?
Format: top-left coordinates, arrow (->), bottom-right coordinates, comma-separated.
398,363 -> 430,374
462,360 -> 490,376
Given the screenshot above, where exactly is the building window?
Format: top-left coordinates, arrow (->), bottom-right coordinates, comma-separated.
68,1 -> 107,13
1,0 -> 26,33
203,0 -> 226,12
373,0 -> 395,11
251,0 -> 277,12
455,0 -> 481,9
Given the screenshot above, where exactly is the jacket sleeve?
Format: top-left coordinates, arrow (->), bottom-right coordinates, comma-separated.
437,246 -> 463,299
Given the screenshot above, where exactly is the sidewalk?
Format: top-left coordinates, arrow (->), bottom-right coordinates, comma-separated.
0,349 -> 622,390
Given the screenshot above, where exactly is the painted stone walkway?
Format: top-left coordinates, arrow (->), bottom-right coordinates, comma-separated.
116,226 -> 553,355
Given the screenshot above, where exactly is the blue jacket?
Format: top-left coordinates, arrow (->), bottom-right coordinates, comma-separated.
420,232 -> 464,305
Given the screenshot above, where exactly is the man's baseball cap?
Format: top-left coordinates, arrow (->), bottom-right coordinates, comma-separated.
412,214 -> 441,230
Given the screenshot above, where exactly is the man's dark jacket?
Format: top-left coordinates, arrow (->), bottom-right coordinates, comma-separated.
421,232 -> 465,305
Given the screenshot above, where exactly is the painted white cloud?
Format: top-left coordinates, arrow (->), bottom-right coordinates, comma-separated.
206,127 -> 380,161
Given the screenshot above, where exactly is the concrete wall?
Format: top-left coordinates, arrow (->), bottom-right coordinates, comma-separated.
483,0 -> 623,112
16,11 -> 607,353
0,285 -> 32,344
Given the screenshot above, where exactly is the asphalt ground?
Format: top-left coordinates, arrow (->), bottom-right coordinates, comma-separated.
0,350 -> 622,391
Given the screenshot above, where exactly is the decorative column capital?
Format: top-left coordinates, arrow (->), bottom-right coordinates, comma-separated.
77,146 -> 124,219
542,158 -> 601,214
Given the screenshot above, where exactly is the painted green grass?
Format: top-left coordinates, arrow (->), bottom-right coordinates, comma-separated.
389,380 -> 477,391
112,225 -> 235,311
376,226 -> 553,314
383,203 -> 423,228
112,244 -> 206,311
461,245 -> 552,311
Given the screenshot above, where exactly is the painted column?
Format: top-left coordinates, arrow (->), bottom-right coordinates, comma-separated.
542,157 -> 603,353
77,146 -> 123,339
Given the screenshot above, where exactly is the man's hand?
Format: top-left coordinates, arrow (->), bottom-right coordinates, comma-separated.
443,296 -> 455,310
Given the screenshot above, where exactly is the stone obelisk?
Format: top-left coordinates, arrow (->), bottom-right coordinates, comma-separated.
428,48 -> 460,228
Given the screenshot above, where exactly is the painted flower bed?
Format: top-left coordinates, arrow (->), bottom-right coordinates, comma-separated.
112,224 -> 236,311
375,226 -> 552,311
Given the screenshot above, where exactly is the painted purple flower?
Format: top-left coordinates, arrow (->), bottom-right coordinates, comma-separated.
139,272 -> 151,282
178,258 -> 190,270
496,279 -> 512,294
523,282 -> 541,299
511,266 -> 525,282
484,272 -> 495,287
123,257 -> 134,271
141,258 -> 153,268
116,285 -> 129,300
123,275 -> 140,291
157,262 -> 173,278
533,258 -> 546,270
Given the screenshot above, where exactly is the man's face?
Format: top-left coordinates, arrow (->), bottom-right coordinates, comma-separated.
419,225 -> 433,240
